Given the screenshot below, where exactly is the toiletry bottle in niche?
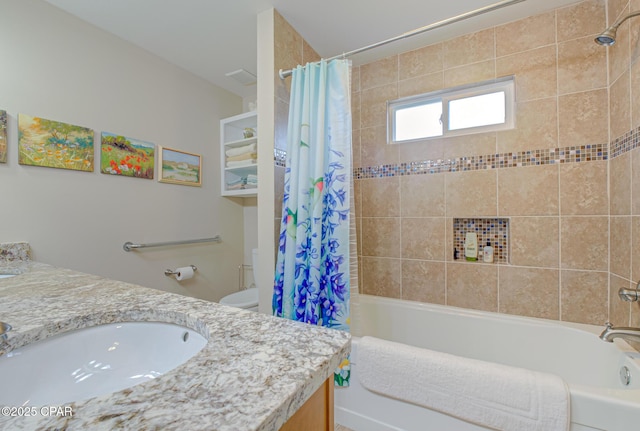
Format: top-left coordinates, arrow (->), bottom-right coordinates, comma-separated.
464,232 -> 478,261
483,241 -> 494,263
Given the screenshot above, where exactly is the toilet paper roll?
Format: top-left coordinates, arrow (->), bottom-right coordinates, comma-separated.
175,266 -> 194,281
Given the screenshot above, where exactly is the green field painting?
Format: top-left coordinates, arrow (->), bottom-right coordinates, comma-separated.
18,114 -> 94,171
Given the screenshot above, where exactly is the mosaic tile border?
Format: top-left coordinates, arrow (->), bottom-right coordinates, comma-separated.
274,127 -> 640,175
611,125 -> 640,159
274,148 -> 286,167
354,143 -> 608,180
453,218 -> 509,264
274,125 -> 640,172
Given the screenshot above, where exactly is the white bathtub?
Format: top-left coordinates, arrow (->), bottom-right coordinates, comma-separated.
335,295 -> 640,431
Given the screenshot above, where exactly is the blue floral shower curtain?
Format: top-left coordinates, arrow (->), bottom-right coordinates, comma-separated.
273,59 -> 352,386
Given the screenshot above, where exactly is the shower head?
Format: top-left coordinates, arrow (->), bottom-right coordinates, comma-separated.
595,10 -> 640,46
594,28 -> 617,46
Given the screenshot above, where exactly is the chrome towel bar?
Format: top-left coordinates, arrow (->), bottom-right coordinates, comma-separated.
123,235 -> 221,252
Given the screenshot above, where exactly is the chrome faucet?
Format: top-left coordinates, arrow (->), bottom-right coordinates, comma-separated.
618,284 -> 640,302
0,321 -> 11,341
600,322 -> 640,343
600,283 -> 640,342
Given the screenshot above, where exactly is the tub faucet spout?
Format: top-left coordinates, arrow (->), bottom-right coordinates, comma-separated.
599,322 -> 640,342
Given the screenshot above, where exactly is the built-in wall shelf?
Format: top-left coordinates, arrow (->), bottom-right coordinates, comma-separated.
220,111 -> 258,197
453,218 -> 510,264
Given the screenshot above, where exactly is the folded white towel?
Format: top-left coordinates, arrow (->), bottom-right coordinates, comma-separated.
226,183 -> 245,190
226,159 -> 256,168
358,336 -> 569,431
226,177 -> 245,186
225,143 -> 256,157
226,152 -> 257,162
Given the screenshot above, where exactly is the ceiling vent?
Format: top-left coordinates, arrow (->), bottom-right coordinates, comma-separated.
225,69 -> 257,86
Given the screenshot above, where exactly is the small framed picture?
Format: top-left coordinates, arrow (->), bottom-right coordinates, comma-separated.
158,146 -> 202,187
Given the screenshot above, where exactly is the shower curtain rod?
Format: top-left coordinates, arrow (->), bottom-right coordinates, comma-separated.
278,0 -> 526,79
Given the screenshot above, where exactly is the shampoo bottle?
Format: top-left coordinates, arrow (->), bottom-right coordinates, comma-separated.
464,232 -> 478,261
483,241 -> 494,263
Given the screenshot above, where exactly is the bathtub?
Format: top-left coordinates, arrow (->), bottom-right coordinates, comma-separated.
335,294 -> 640,431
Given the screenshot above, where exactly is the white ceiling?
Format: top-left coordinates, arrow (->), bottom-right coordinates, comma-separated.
44,0 -> 582,99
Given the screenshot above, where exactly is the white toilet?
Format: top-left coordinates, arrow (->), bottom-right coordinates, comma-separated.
220,249 -> 259,312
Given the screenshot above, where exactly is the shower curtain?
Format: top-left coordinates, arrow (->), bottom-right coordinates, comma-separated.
273,59 -> 352,386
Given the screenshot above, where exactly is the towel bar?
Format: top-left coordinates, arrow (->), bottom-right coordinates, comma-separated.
123,236 -> 221,252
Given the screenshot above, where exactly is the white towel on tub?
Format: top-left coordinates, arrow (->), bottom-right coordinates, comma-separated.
358,336 -> 569,431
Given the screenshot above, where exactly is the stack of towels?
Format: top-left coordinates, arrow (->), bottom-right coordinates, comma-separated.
245,174 -> 257,188
226,142 -> 256,168
226,174 -> 258,191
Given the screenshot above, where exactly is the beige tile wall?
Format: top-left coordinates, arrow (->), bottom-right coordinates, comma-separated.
608,0 -> 640,333
352,0 -> 633,326
272,0 -> 640,327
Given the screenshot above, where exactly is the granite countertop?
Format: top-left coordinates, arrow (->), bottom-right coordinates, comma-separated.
0,260 -> 350,431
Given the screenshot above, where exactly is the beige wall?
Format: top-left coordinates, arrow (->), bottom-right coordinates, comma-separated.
257,9 -> 276,313
352,0 -> 640,326
1,0 -> 245,302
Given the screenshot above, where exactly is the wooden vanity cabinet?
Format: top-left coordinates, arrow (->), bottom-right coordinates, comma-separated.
280,378 -> 334,431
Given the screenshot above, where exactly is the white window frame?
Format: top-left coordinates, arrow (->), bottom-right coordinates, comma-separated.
387,76 -> 515,144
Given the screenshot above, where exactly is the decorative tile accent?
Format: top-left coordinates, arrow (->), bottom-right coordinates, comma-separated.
354,143 -> 608,179
453,218 -> 509,264
275,142 -> 610,177
611,125 -> 640,159
274,148 -> 286,167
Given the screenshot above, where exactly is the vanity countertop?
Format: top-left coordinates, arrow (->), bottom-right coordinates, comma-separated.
0,260 -> 350,430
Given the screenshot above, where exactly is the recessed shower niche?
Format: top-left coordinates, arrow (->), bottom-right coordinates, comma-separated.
453,218 -> 510,264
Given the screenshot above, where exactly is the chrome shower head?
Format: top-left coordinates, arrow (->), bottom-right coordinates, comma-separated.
594,28 -> 617,46
595,10 -> 640,46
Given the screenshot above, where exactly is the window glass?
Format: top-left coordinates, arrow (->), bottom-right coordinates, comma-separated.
448,91 -> 505,130
394,100 -> 442,141
388,76 -> 514,144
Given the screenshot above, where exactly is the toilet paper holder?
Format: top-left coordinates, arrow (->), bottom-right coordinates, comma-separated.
165,265 -> 197,277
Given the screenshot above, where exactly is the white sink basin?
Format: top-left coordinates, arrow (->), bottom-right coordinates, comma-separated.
0,321 -> 207,406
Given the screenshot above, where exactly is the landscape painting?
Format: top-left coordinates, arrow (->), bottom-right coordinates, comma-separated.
0,110 -> 6,163
101,132 -> 154,179
158,146 -> 201,187
18,113 -> 94,171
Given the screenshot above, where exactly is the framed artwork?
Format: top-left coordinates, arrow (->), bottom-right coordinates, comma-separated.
158,146 -> 202,187
18,113 -> 93,172
101,132 -> 155,179
0,110 -> 6,163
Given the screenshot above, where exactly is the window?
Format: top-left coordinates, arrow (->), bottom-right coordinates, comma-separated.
388,76 -> 515,144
